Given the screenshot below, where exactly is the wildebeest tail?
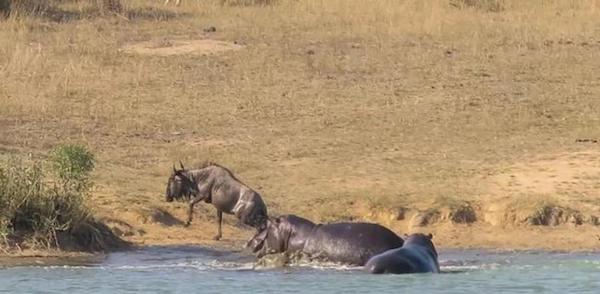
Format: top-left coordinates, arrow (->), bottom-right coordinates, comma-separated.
249,206 -> 268,231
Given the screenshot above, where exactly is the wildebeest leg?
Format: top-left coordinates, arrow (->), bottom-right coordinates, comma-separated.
214,210 -> 223,240
185,196 -> 204,227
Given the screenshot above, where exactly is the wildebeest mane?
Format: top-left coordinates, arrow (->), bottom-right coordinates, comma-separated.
190,160 -> 243,183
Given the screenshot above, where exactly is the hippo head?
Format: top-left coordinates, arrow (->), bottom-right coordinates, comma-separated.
405,233 -> 438,257
246,217 -> 290,258
165,163 -> 198,202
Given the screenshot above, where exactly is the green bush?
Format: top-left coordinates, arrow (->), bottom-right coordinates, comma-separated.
0,147 -> 122,251
0,157 -> 86,248
49,144 -> 95,193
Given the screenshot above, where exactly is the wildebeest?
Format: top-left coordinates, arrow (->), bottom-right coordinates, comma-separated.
246,214 -> 404,266
364,233 -> 440,274
165,162 -> 268,240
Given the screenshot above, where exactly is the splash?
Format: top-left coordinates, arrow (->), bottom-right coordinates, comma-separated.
252,253 -> 362,271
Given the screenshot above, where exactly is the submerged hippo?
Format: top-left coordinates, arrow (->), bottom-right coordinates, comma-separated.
364,233 -> 440,274
246,214 -> 404,266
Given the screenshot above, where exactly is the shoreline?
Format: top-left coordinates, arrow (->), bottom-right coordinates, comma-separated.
0,245 -> 595,268
2,224 -> 599,266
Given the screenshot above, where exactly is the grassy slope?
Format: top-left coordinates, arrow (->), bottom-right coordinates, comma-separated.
1,0 -> 599,250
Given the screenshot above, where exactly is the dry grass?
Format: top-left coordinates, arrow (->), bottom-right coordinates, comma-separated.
0,151 -> 124,253
1,0 -> 600,250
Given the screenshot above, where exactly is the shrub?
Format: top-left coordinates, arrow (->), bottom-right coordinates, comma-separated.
0,0 -> 10,17
49,144 -> 95,193
0,0 -> 52,17
0,0 -> 124,20
0,157 -> 84,248
0,147 -> 123,251
448,203 -> 477,224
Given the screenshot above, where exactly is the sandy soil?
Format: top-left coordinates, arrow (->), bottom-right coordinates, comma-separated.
95,150 -> 600,252
120,39 -> 244,56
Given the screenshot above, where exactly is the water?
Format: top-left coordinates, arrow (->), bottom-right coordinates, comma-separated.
1,246 -> 600,293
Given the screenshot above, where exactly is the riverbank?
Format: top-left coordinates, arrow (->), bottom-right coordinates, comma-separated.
98,212 -> 600,253
1,217 -> 598,265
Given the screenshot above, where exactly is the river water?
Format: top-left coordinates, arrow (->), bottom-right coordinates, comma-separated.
1,246 -> 599,293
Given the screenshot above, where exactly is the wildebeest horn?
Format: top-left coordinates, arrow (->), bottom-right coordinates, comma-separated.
173,164 -> 177,173
179,161 -> 185,170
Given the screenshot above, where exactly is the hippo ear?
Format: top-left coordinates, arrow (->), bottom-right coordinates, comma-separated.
267,216 -> 279,225
427,233 -> 433,240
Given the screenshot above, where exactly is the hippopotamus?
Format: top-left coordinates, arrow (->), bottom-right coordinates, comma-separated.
246,214 -> 404,266
364,233 -> 440,274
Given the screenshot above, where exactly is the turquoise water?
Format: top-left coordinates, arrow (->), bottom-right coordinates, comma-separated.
1,246 -> 599,293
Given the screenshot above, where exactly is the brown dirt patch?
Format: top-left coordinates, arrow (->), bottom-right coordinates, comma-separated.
488,150 -> 600,199
480,150 -> 600,227
121,39 -> 244,56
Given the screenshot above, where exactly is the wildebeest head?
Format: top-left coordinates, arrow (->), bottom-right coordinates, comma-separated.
246,217 -> 290,258
165,163 -> 199,202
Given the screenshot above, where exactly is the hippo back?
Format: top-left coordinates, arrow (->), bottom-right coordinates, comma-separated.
365,234 -> 440,274
303,222 -> 404,266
